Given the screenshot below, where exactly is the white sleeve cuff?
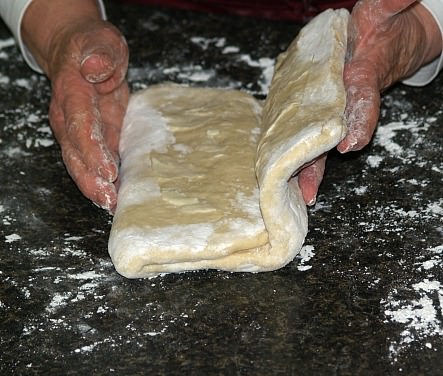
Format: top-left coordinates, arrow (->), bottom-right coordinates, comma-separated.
0,0 -> 106,73
403,0 -> 443,86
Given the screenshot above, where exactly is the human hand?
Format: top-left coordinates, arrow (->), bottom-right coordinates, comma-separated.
298,0 -> 442,205
47,19 -> 129,211
339,0 -> 442,153
22,0 -> 129,212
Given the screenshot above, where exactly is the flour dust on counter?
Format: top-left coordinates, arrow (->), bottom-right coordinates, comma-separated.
1,230 -> 167,358
189,34 -> 275,95
382,246 -> 443,362
308,86 -> 443,366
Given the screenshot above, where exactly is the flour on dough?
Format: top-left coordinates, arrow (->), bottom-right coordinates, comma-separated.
109,9 -> 349,278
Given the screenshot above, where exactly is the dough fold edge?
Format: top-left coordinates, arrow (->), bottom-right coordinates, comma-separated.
255,8 -> 349,271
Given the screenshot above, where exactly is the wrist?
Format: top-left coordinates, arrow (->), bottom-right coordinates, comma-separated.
411,2 -> 442,64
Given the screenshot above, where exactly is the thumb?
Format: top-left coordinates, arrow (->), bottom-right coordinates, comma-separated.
297,154 -> 327,206
80,46 -> 116,84
77,26 -> 129,94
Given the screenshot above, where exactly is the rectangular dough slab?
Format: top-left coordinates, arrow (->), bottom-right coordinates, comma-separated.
109,9 -> 349,278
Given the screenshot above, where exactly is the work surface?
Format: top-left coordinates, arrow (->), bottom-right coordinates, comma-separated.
0,2 -> 442,375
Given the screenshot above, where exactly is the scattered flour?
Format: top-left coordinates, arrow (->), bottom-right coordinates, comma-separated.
373,118 -> 432,163
313,94 -> 442,364
128,34 -> 274,96
189,35 -> 275,93
383,257 -> 443,362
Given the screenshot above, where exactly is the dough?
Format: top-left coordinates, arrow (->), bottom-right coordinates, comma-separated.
108,9 -> 349,278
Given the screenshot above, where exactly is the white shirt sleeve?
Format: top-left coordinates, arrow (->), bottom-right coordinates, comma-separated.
403,0 -> 443,86
0,0 -> 106,73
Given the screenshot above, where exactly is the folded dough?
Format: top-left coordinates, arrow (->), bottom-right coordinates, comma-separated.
108,9 -> 349,278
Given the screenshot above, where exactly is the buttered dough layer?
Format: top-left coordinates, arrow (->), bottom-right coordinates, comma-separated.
109,9 -> 349,278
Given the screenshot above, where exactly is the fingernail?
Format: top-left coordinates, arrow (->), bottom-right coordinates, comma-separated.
80,53 -> 114,83
97,182 -> 117,212
307,197 -> 316,206
337,145 -> 349,153
98,161 -> 118,182
98,166 -> 113,181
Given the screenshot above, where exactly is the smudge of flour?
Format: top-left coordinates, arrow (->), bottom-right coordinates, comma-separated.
163,65 -> 216,82
238,54 -> 274,95
222,46 -> 240,54
0,73 -> 10,85
296,245 -> 315,271
0,37 -> 15,49
190,36 -> 226,50
373,120 -> 431,162
5,233 -> 21,243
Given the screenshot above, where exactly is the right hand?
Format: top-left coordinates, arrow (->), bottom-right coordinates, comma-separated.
299,0 -> 442,206
339,0 -> 442,153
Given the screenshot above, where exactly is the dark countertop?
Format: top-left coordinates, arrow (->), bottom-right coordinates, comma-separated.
0,2 -> 442,375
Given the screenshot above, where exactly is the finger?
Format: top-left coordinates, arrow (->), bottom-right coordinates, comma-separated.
297,154 -> 327,206
339,61 -> 381,153
61,87 -> 118,182
61,142 -> 118,211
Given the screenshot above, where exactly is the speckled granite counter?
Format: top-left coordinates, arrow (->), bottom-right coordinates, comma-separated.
0,2 -> 442,375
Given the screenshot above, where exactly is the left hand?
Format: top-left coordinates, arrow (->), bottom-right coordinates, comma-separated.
47,19 -> 129,211
22,0 -> 130,212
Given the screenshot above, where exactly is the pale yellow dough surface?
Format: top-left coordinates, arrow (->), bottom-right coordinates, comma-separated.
109,9 -> 349,278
